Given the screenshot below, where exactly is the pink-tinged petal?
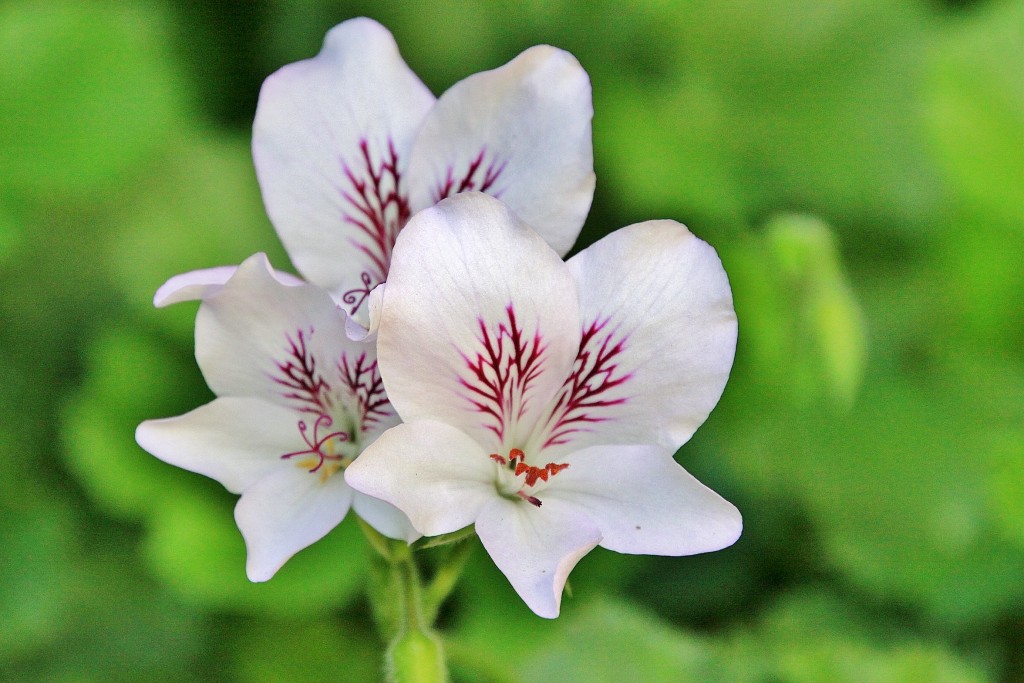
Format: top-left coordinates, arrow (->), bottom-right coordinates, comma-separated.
475,497 -> 601,619
195,254 -> 362,413
235,464 -> 353,582
351,491 -> 420,543
153,262 -> 304,307
136,397 -> 300,494
407,45 -> 594,257
344,420 -> 494,536
377,193 -> 580,451
252,18 -> 435,300
539,221 -> 737,454
547,445 -> 741,556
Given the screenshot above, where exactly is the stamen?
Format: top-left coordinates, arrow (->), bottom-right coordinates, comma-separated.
516,491 -> 543,507
489,448 -> 570,505
281,414 -> 350,474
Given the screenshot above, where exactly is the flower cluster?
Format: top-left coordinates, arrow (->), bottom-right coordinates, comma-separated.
137,18 -> 740,618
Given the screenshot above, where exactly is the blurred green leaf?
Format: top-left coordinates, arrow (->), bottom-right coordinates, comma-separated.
525,599 -> 714,683
62,328 -> 206,520
744,591 -> 993,683
106,132 -> 287,343
228,616 -> 382,683
143,491 -> 368,617
0,0 -> 190,201
0,495 -> 76,662
726,214 -> 866,409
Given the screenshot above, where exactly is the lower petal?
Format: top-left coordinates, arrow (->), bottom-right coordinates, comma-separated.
548,445 -> 741,556
135,397 -> 299,494
344,420 -> 495,536
475,497 -> 601,619
235,466 -> 353,582
352,491 -> 420,544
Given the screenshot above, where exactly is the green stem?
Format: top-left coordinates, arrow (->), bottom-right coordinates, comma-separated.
423,540 -> 474,625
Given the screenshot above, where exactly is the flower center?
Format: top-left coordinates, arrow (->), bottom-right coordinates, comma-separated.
489,448 -> 569,507
282,414 -> 354,484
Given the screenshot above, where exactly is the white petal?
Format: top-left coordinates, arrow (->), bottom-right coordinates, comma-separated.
135,397 -> 301,494
351,491 -> 420,543
407,45 -> 594,257
253,18 -> 435,298
377,193 -> 580,451
344,420 -> 495,536
195,254 -> 369,415
548,445 -> 741,556
543,221 -> 737,454
344,283 -> 385,343
235,465 -> 353,582
153,262 -> 303,307
475,497 -> 601,619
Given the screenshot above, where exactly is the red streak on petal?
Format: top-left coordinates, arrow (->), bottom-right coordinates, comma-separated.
457,304 -> 547,442
542,318 -> 633,448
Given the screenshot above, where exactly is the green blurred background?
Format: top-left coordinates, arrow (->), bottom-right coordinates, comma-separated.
2,0 -> 1022,680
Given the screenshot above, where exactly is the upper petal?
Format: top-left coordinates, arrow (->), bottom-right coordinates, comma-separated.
475,497 -> 601,619
195,254 -> 365,411
406,45 -> 594,257
235,464 -> 354,581
376,193 -> 581,451
153,263 -> 304,307
135,396 -> 299,494
536,221 -> 737,455
252,18 -> 435,298
344,419 -> 495,537
546,444 -> 741,556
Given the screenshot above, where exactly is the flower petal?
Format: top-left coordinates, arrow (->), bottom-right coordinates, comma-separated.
195,254 -> 360,408
344,420 -> 495,536
153,262 -> 304,307
351,491 -> 420,543
548,445 -> 741,556
235,464 -> 354,582
136,397 -> 301,494
252,18 -> 435,299
407,45 -> 594,257
475,497 -> 601,618
540,221 -> 736,454
377,193 -> 580,451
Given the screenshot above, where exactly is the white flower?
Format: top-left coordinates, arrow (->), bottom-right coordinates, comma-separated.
254,17 -> 594,317
136,254 -> 415,582
345,193 -> 742,618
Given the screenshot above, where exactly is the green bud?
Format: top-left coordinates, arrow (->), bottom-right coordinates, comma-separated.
386,627 -> 449,683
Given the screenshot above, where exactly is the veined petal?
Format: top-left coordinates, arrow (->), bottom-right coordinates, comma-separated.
476,497 -> 601,619
377,193 -> 580,451
344,420 -> 495,536
253,18 -> 435,300
195,254 -> 359,410
153,262 -> 304,307
351,491 -> 420,543
539,221 -> 737,454
136,397 -> 300,494
547,445 -> 741,556
235,465 -> 353,581
407,45 -> 594,257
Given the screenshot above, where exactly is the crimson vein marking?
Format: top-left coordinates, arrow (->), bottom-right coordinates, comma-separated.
339,137 -> 410,311
434,147 -> 508,202
271,327 -> 333,414
459,304 -> 546,442
338,352 -> 392,434
542,318 -> 632,448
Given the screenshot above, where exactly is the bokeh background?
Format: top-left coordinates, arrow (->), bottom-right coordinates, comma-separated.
2,0 -> 1022,680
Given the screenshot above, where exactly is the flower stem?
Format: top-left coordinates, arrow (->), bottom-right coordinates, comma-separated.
359,521 -> 451,683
